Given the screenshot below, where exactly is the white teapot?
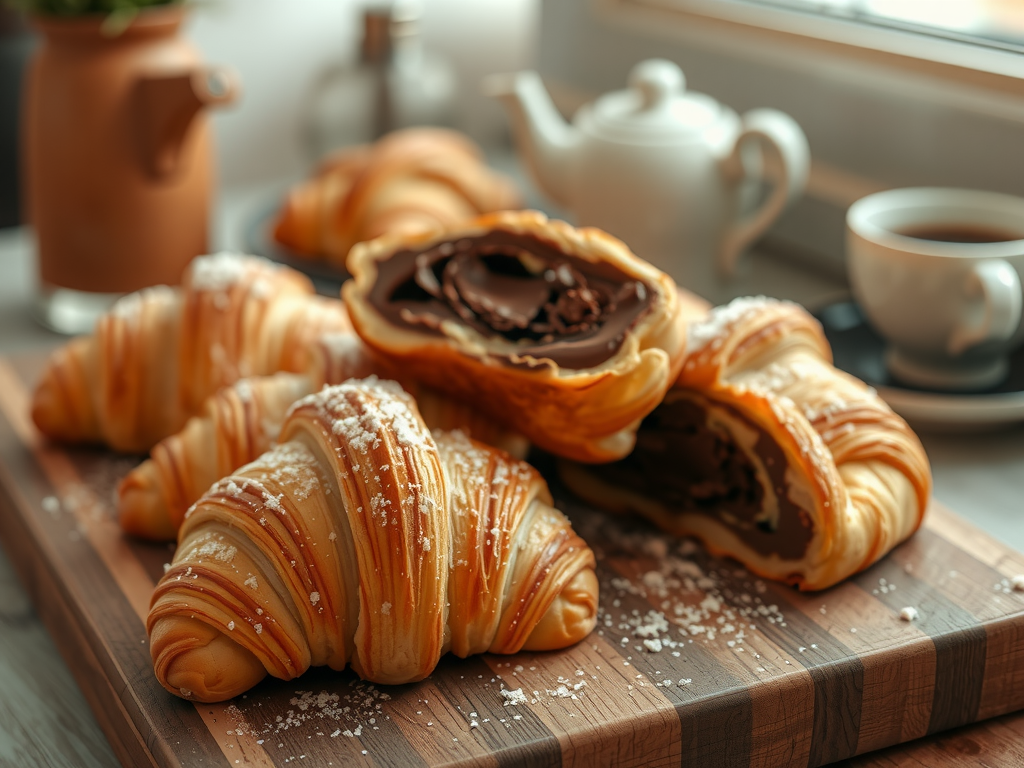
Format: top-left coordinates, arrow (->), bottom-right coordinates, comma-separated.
487,59 -> 810,301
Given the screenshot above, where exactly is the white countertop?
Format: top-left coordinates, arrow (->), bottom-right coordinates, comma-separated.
0,187 -> 1022,767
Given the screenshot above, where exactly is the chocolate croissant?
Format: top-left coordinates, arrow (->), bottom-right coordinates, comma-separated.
118,332 -> 529,541
273,127 -> 521,269
31,253 -> 351,454
342,210 -> 690,463
560,297 -> 932,591
148,379 -> 598,702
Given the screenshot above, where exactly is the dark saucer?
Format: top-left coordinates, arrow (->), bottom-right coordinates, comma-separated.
812,300 -> 1024,430
243,202 -> 350,298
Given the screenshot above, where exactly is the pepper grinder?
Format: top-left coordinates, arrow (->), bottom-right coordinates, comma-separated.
303,0 -> 456,162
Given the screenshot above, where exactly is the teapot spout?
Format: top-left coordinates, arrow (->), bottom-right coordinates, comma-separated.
484,70 -> 577,210
135,67 -> 239,179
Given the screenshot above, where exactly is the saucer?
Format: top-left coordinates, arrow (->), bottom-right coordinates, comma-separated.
243,202 -> 349,298
812,300 -> 1024,431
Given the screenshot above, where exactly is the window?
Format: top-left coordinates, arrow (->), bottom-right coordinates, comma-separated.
737,0 -> 1024,50
596,0 -> 1024,88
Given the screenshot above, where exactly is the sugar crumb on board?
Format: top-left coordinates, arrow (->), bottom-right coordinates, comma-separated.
898,606 -> 919,622
224,684 -> 391,747
576,518 -> 790,663
994,575 -> 1024,594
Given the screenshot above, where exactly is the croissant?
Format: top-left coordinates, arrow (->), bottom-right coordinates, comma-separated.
560,297 -> 932,591
342,209 -> 690,463
118,332 -> 529,541
30,253 -> 351,454
273,127 -> 522,269
148,378 -> 598,702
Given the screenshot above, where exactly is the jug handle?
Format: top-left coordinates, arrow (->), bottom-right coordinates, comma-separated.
718,109 -> 810,277
135,67 -> 239,180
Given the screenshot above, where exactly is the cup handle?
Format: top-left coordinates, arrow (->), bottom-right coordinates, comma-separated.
947,259 -> 1022,355
719,109 -> 810,277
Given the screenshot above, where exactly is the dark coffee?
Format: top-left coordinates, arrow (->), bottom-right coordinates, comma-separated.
898,224 -> 1022,244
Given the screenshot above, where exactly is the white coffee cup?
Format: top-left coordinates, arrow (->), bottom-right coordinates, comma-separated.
847,187 -> 1024,391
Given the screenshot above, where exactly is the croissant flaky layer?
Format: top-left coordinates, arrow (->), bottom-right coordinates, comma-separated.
273,127 -> 522,268
343,209 -> 690,463
31,253 -> 351,453
148,379 -> 597,701
561,297 -> 932,591
118,331 -> 530,542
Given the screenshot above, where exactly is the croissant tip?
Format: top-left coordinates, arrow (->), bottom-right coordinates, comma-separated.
118,463 -> 177,542
152,617 -> 267,703
31,336 -> 102,445
31,367 -> 84,444
521,568 -> 599,652
273,184 -> 323,255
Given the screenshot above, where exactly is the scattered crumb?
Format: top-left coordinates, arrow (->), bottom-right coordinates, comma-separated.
500,688 -> 528,707
899,607 -> 919,622
994,576 -> 1024,594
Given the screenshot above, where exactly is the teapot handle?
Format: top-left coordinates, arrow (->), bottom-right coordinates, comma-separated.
718,109 -> 810,277
135,67 -> 239,180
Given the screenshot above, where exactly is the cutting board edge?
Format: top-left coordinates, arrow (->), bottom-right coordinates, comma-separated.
0,474 -> 171,768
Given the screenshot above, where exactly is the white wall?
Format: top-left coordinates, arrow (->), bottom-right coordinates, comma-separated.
184,0 -> 539,188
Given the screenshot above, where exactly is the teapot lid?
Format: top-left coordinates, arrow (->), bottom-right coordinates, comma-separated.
586,59 -> 720,142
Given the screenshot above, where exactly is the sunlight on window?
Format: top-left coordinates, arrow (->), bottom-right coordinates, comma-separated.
751,0 -> 1024,47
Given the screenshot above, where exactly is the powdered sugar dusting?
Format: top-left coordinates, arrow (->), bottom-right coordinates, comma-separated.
222,442 -> 321,503
109,285 -> 177,320
224,685 -> 392,745
293,378 -> 429,454
500,688 -> 528,706
317,333 -> 377,383
188,252 -> 277,293
687,296 -> 789,352
573,513 -> 790,661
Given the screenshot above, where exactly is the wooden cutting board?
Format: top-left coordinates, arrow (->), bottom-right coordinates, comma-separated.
1,353 -> 1023,768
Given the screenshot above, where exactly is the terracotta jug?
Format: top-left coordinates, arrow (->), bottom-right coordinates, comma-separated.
22,7 -> 238,330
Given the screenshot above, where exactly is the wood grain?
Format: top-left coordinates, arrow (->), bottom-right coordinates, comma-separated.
0,553 -> 118,768
1,352 -> 1024,768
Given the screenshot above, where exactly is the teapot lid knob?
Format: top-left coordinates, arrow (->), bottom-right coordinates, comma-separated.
629,59 -> 685,109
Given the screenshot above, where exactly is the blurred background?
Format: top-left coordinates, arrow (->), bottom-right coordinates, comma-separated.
0,0 -> 540,211
3,0 -> 1023,269
183,0 -> 539,187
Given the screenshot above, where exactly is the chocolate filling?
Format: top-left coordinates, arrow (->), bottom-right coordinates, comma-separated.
602,394 -> 815,560
367,230 -> 654,369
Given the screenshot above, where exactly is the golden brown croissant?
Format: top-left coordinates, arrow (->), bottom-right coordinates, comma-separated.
273,127 -> 521,268
118,332 -> 529,541
560,297 -> 932,591
148,379 -> 598,702
30,253 -> 351,454
342,209 -> 690,463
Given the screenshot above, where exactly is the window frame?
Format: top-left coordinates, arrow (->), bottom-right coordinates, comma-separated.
595,0 -> 1024,100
